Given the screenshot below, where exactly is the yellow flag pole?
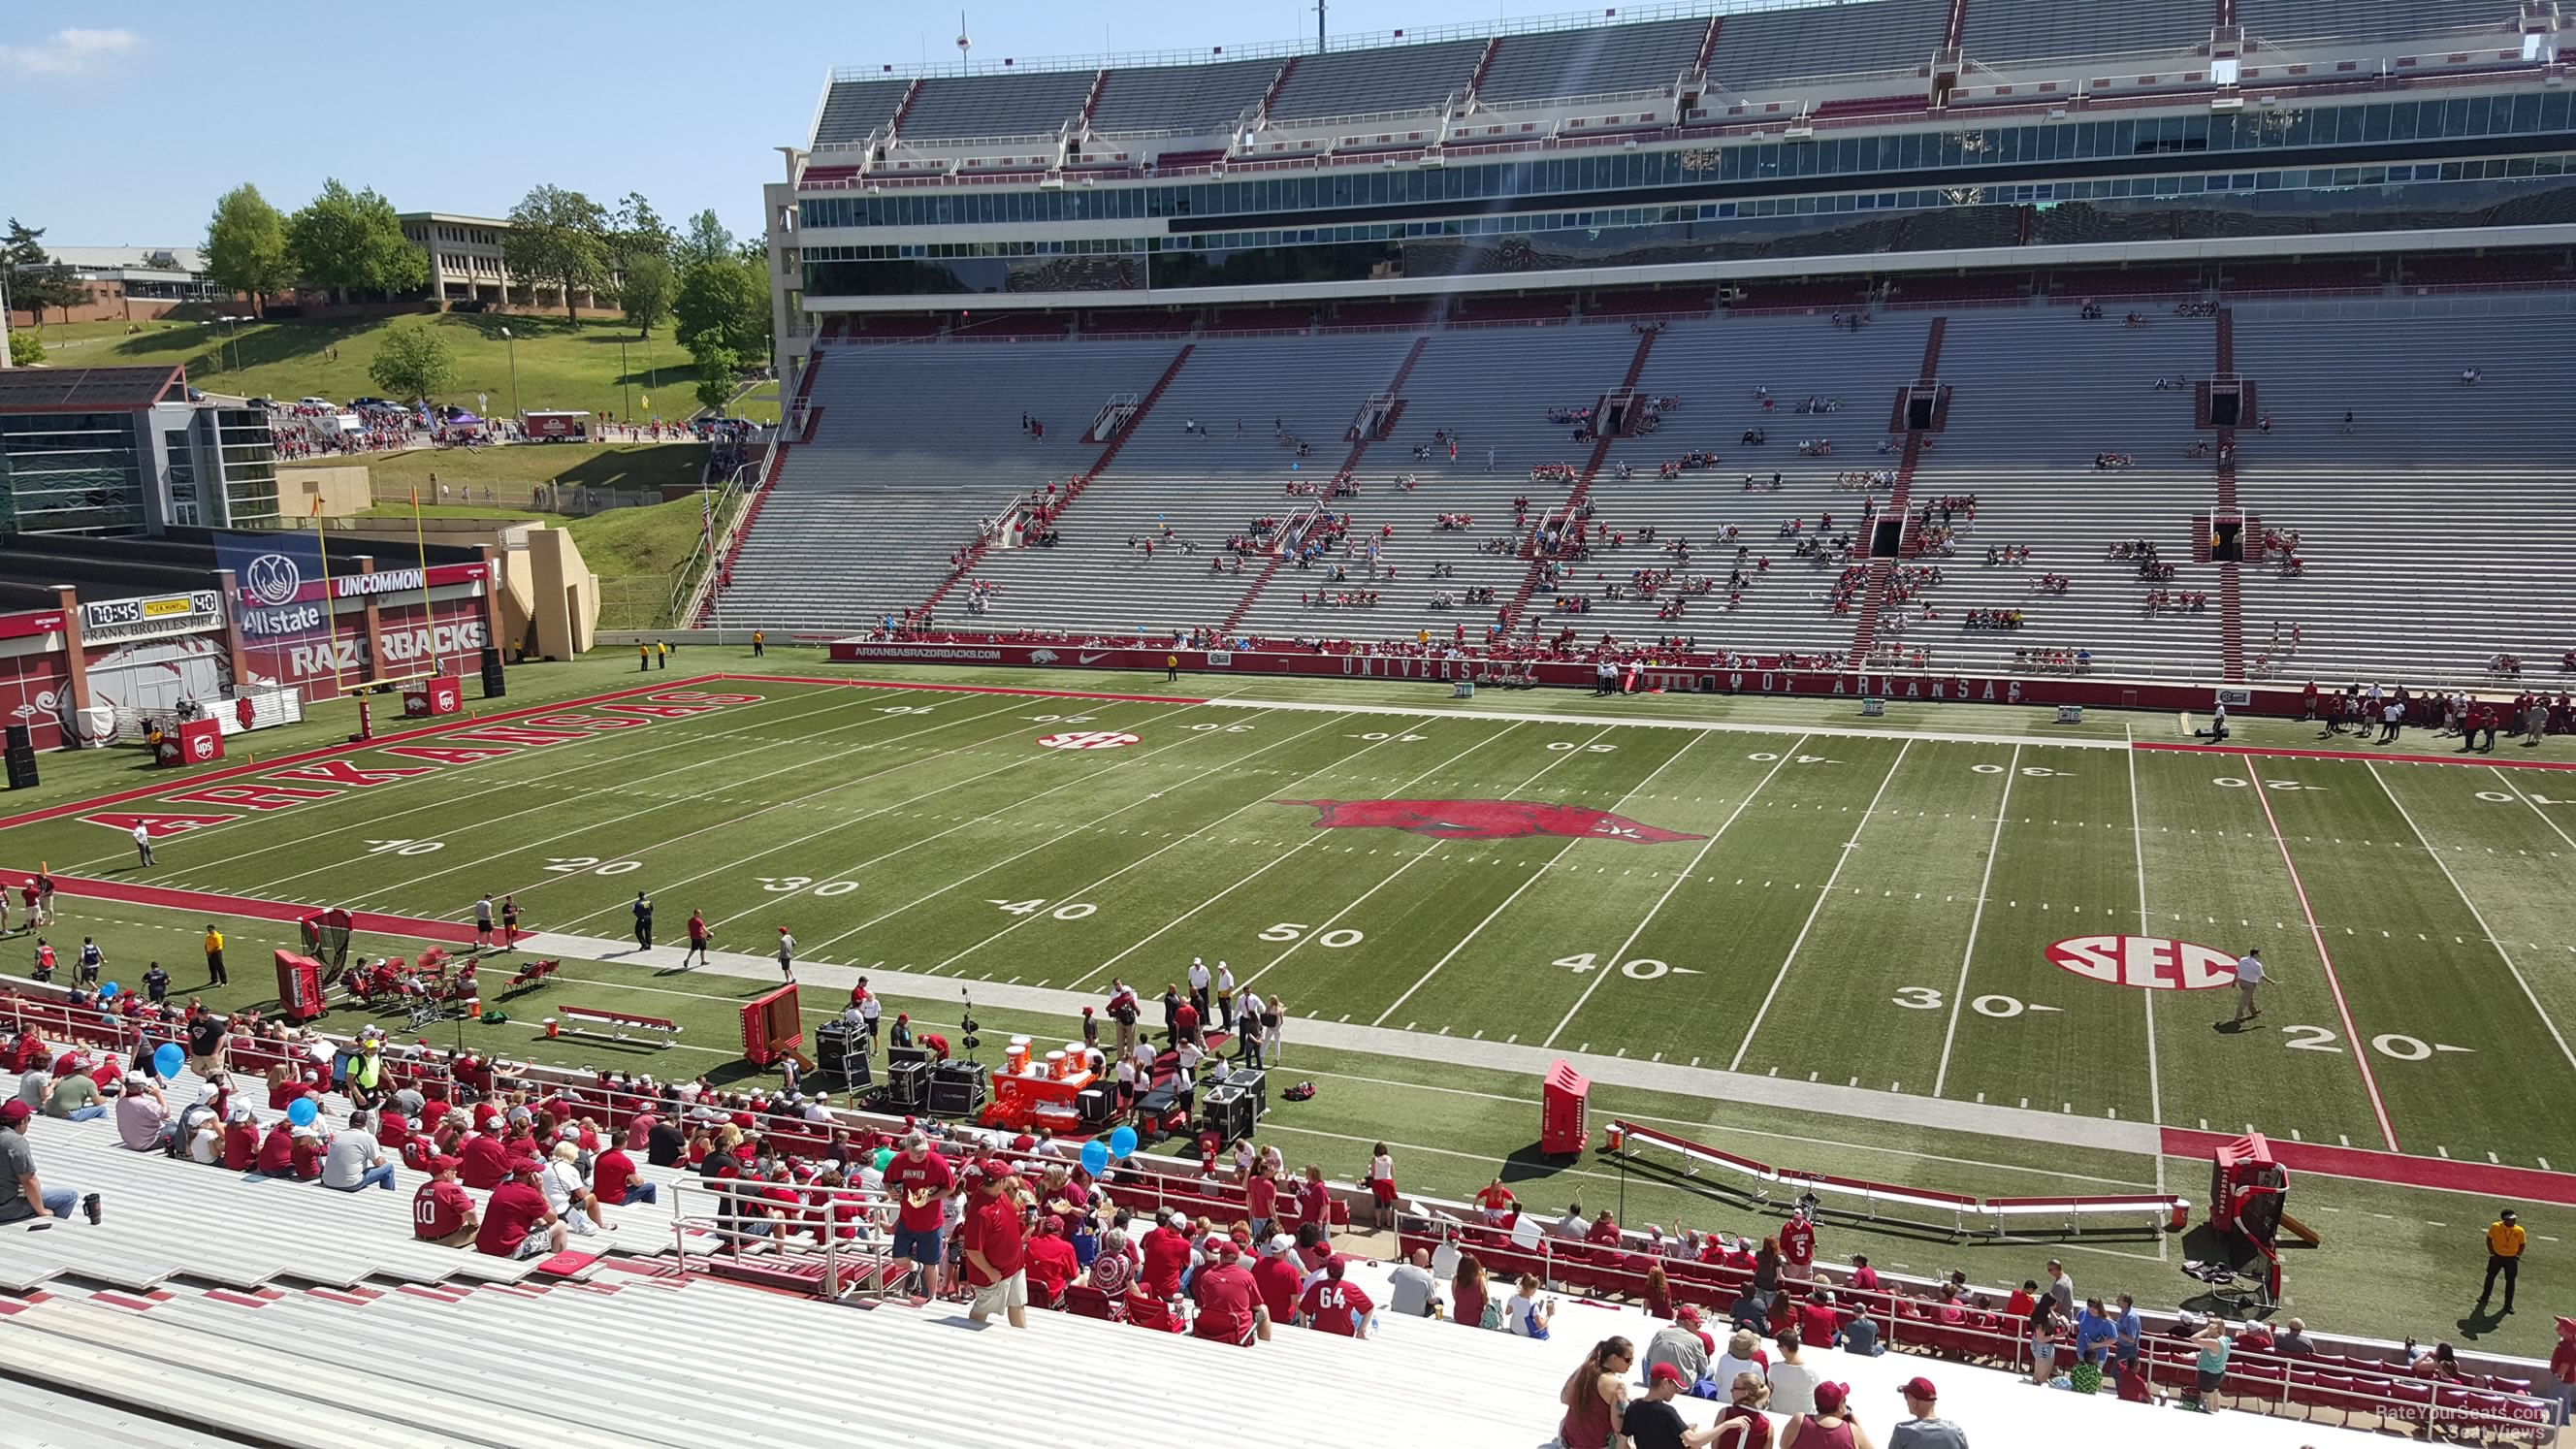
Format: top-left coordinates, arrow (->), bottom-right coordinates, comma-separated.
312,496 -> 344,697
412,484 -> 440,683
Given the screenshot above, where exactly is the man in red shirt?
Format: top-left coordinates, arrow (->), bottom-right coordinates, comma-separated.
1192,1241 -> 1271,1345
1781,1208 -> 1817,1281
1022,1217 -> 1080,1305
1295,1166 -> 1332,1232
1585,1208 -> 1623,1246
960,1158 -> 1028,1329
458,1130 -> 510,1191
412,1156 -> 479,1246
1251,1234 -> 1303,1325
476,1156 -> 566,1261
1245,1163 -> 1279,1240
883,1131 -> 953,1300
1298,1255 -> 1374,1336
593,1143 -> 654,1206
1140,1209 -> 1194,1300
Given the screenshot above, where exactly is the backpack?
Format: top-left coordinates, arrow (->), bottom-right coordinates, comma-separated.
2068,1360 -> 2103,1396
1282,1080 -> 1316,1102
1479,1299 -> 1506,1332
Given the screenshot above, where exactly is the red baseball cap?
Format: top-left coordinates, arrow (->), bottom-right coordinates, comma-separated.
1897,1376 -> 1938,1401
1649,1364 -> 1689,1387
430,1155 -> 463,1174
981,1157 -> 1015,1180
1813,1382 -> 1849,1413
0,1100 -> 28,1127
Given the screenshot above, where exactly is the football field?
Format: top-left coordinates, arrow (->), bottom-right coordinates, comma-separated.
7,663 -> 2575,1345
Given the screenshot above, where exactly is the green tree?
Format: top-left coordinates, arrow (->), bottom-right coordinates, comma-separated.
8,329 -> 41,367
203,184 -> 294,314
368,323 -> 458,403
612,193 -> 672,261
692,343 -> 741,413
673,256 -> 771,361
619,251 -> 673,340
502,184 -> 610,323
286,180 -> 424,303
3,217 -> 87,328
674,209 -> 735,270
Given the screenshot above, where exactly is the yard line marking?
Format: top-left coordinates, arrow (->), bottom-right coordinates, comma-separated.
805,712 -> 1348,953
2244,752 -> 2399,1151
923,714 -> 1417,973
163,685 -> 909,884
1533,735 -> 1807,1046
1239,722 -> 1628,994
2369,761 -> 2576,1076
1063,717 -> 1506,993
1376,726 -> 1716,1029
2493,765 -> 2576,854
1729,739 -> 1913,1071
543,702 -> 1204,935
264,691 -> 1031,907
1203,693 -> 2130,753
2128,727 -> 2169,1250
1932,743 -> 2018,1097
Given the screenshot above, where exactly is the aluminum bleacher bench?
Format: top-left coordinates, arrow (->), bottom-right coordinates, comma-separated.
554,1006 -> 681,1049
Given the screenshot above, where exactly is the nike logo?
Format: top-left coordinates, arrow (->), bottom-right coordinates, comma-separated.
1078,652 -> 1108,663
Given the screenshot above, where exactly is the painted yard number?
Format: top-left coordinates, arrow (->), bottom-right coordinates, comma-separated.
544,855 -> 640,875
363,838 -> 443,856
1349,732 -> 1428,741
2477,789 -> 2570,804
1974,764 -> 2068,777
1748,753 -> 1835,763
1190,724 -> 1255,733
1262,921 -> 1365,948
990,898 -> 1096,920
1554,952 -> 1696,980
878,705 -> 937,715
1027,714 -> 1096,724
1893,986 -> 2050,1017
761,877 -> 863,897
1551,742 -> 1616,753
2213,777 -> 2323,790
2282,1025 -> 2471,1061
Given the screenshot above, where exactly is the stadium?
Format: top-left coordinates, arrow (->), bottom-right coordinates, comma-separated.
3,0 -> 2576,1444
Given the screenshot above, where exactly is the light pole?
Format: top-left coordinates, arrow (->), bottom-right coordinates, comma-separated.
619,337 -> 632,426
218,315 -> 242,375
499,326 -> 521,424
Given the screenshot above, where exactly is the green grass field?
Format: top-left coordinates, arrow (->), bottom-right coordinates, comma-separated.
29,314 -> 727,423
5,651 -> 2570,1352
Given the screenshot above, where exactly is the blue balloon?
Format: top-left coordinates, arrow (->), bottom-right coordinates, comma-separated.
99,982 -> 118,999
1079,1139 -> 1109,1175
286,1097 -> 317,1128
153,1043 -> 184,1079
1109,1125 -> 1139,1158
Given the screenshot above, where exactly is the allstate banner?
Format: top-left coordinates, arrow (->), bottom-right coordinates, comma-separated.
212,531 -> 332,645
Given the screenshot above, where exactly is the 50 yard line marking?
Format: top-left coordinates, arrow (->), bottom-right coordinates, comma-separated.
1729,738 -> 1913,1071
1235,721 -> 1626,996
1931,742 -> 2018,1097
1062,719 -> 1524,994
2370,761 -> 2576,1076
2245,752 -> 2398,1151
1530,733 -> 1808,1046
1387,726 -> 1720,1032
2130,729 -> 2169,1223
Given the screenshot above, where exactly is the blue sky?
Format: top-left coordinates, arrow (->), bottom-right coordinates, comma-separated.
3,0 -> 1608,246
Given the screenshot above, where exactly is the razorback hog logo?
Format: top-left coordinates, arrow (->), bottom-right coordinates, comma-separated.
1279,798 -> 1705,843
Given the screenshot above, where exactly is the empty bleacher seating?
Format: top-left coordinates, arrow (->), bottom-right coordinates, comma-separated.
1090,57 -> 1278,136
1710,0 -> 1951,91
1268,40 -> 1485,119
812,76 -> 912,145
1965,0 -> 2212,61
901,71 -> 1097,141
2238,0 -> 2508,44
1473,16 -> 1708,105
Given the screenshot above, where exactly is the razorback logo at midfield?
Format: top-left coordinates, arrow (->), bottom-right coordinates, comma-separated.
1278,798 -> 1706,843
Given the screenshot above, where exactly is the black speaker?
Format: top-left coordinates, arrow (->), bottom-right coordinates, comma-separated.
1202,1084 -> 1254,1143
5,749 -> 35,791
1230,1068 -> 1268,1120
2209,387 -> 2242,428
928,1060 -> 989,1117
885,1059 -> 930,1111
1076,1084 -> 1112,1128
816,1021 -> 872,1089
3,724 -> 30,752
479,645 -> 506,698
887,1045 -> 932,1072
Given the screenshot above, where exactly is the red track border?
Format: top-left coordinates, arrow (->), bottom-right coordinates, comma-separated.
2160,1126 -> 2576,1206
2135,740 -> 2576,771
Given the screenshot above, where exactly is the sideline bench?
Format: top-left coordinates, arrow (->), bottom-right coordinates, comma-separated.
551,1005 -> 681,1049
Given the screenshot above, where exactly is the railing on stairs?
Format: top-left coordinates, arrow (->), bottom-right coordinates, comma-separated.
1848,317 -> 1947,666
1497,325 -> 1660,632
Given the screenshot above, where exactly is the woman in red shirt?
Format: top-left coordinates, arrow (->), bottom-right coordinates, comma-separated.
1644,1264 -> 1674,1319
222,1111 -> 261,1172
1453,1253 -> 1491,1329
253,1119 -> 297,1176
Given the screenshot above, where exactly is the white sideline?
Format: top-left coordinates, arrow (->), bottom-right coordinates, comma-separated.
506,928 -> 2165,1155
1196,691 -> 2138,750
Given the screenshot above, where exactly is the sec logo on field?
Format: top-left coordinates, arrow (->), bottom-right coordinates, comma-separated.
1037,730 -> 1139,751
2046,934 -> 2236,991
